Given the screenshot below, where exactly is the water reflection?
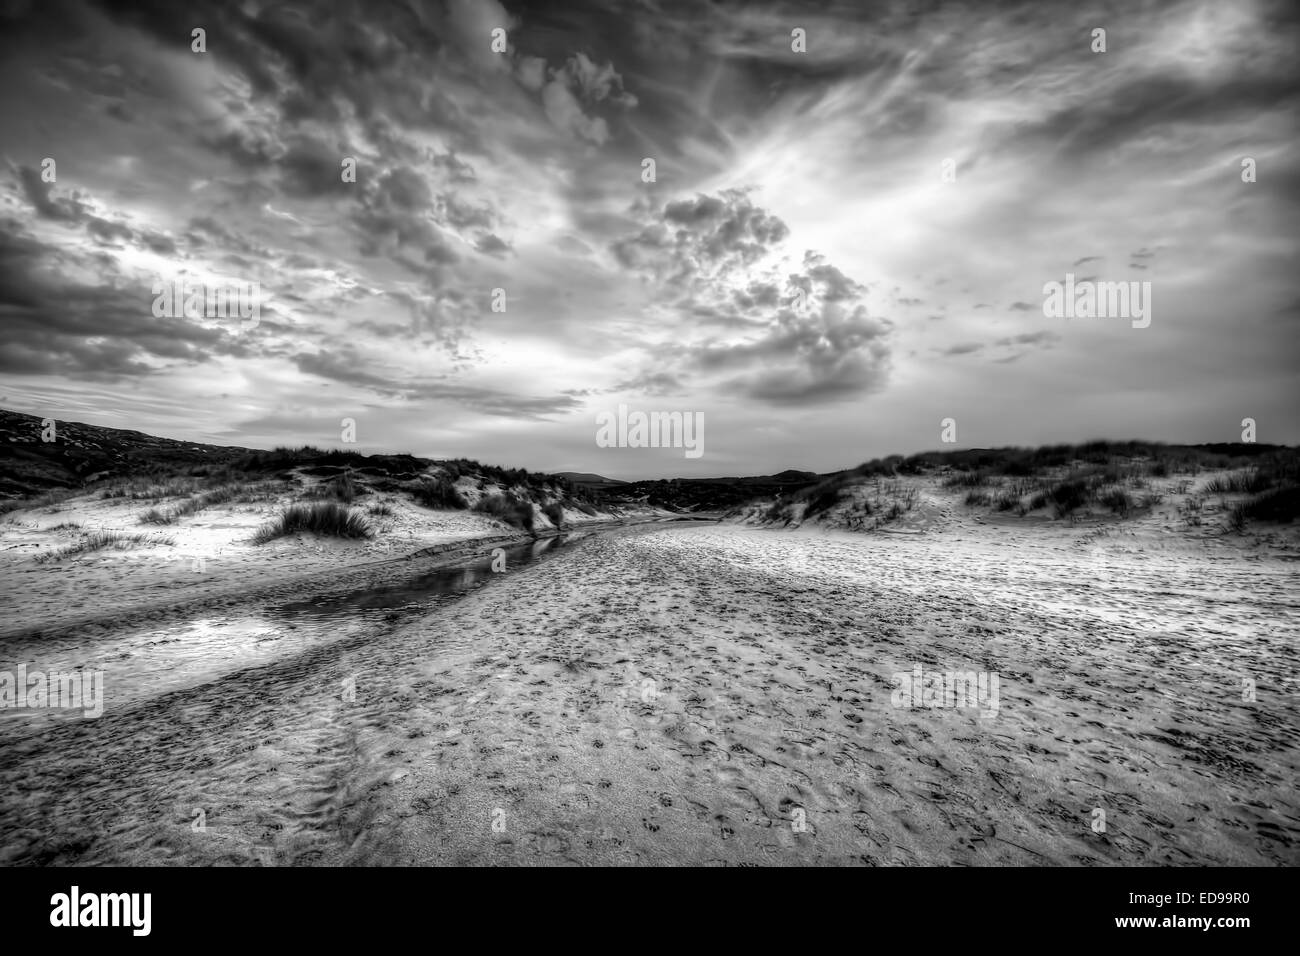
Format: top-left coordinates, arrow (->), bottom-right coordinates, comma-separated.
0,533 -> 578,737
277,533 -> 571,619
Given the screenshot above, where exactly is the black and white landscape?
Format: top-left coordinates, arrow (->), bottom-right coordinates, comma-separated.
0,0 -> 1297,867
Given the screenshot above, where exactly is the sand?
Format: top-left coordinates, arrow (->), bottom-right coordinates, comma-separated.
0,481 -> 634,641
1,482 -> 1296,866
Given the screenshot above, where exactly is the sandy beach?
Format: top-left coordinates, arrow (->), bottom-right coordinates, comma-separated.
2,484 -> 1296,866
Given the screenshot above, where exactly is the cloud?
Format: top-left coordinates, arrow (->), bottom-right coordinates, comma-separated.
475,233 -> 511,257
614,192 -> 891,405
0,0 -> 1295,475
615,189 -> 791,282
277,134 -> 356,197
445,0 -> 516,73
17,166 -> 89,221
0,220 -> 251,378
538,52 -> 637,145
352,166 -> 459,269
559,52 -> 637,108
516,55 -> 547,92
542,77 -> 610,145
294,348 -> 583,419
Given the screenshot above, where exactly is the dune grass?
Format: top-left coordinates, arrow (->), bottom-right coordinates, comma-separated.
251,502 -> 373,544
137,484 -> 251,525
411,475 -> 468,510
0,487 -> 84,515
35,530 -> 175,564
1228,485 -> 1300,531
308,471 -> 364,504
473,492 -> 534,532
1203,470 -> 1277,495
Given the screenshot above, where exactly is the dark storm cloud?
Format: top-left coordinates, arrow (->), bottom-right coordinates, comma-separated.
141,231 -> 178,255
475,234 -> 511,257
705,301 -> 892,405
86,216 -> 132,245
441,194 -> 495,231
0,221 -> 252,377
1016,72 -> 1300,160
92,0 -> 459,132
15,164 -> 146,251
352,167 -> 460,269
17,165 -> 91,222
277,135 -> 357,198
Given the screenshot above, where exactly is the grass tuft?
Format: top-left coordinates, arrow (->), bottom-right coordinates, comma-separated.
411,476 -> 468,510
251,502 -> 373,544
473,492 -> 534,532
35,531 -> 174,564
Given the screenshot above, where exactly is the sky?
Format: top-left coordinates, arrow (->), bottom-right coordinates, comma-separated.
0,0 -> 1297,479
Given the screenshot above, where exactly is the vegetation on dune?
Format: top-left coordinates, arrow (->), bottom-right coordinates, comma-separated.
801,482 -> 847,520
1,411 -> 602,529
1097,487 -> 1134,518
251,502 -> 373,543
1203,470 -> 1278,495
35,530 -> 175,564
892,440 -> 1289,476
308,471 -> 364,504
943,470 -> 992,489
758,474 -> 916,529
931,443 -> 1298,527
4,409 -> 1295,534
1231,485 -> 1300,529
137,483 -> 260,524
0,487 -> 84,514
745,440 -> 1300,531
473,492 -> 535,532
542,501 -> 565,528
411,475 -> 468,510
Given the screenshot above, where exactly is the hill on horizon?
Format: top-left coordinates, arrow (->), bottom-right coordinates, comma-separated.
3,408 -> 1296,519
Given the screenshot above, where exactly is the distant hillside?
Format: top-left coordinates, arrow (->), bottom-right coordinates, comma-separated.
605,469 -> 824,513
554,471 -> 626,488
0,410 -> 609,531
8,411 -> 1291,531
0,409 -> 256,497
736,440 -> 1300,532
